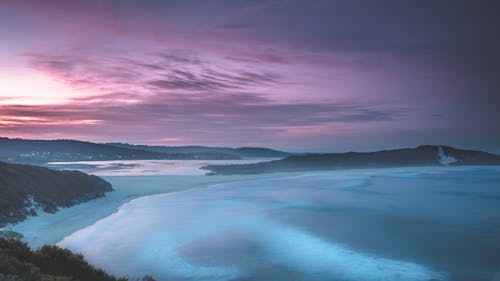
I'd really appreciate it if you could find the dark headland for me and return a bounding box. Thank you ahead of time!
[0,161,112,227]
[0,137,241,163]
[106,143,291,159]
[201,145,500,175]
[0,137,291,164]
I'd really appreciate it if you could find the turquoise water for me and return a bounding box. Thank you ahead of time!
[59,167,500,281]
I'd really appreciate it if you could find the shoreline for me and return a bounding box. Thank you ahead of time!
[6,165,498,249]
[4,159,276,248]
[6,175,235,248]
[55,165,500,281]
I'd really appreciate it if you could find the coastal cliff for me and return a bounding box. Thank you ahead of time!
[0,161,112,227]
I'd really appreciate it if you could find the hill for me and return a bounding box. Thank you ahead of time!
[201,145,500,175]
[0,238,155,281]
[106,143,291,159]
[0,137,240,164]
[0,161,113,227]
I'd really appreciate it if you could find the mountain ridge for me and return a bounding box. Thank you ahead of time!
[0,137,241,163]
[201,145,500,175]
[105,142,291,158]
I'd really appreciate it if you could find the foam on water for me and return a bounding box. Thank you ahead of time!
[136,234,243,281]
[58,173,453,281]
[59,195,247,280]
[27,163,499,281]
[249,220,447,281]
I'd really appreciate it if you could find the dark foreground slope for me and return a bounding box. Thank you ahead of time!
[0,238,155,281]
[106,143,291,159]
[0,161,112,227]
[202,145,500,175]
[0,137,240,164]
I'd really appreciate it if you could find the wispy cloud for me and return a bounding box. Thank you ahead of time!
[3,46,406,148]
[23,50,280,93]
[0,90,401,144]
[2,0,499,151]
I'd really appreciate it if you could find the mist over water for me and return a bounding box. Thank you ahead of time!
[59,166,500,281]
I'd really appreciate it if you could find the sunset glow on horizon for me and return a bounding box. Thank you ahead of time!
[1,1,499,152]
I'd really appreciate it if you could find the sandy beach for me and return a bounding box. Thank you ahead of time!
[7,159,272,248]
[7,163,493,249]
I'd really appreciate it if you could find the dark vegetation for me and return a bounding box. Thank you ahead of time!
[0,238,156,281]
[0,161,112,227]
[202,145,500,175]
[106,143,291,158]
[0,137,240,164]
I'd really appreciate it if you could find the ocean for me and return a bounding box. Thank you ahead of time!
[51,164,500,281]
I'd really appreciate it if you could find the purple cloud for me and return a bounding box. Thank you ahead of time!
[0,0,498,152]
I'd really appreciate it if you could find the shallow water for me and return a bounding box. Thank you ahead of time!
[47,159,272,176]
[59,167,500,281]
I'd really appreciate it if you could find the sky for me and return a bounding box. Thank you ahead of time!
[0,0,499,153]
